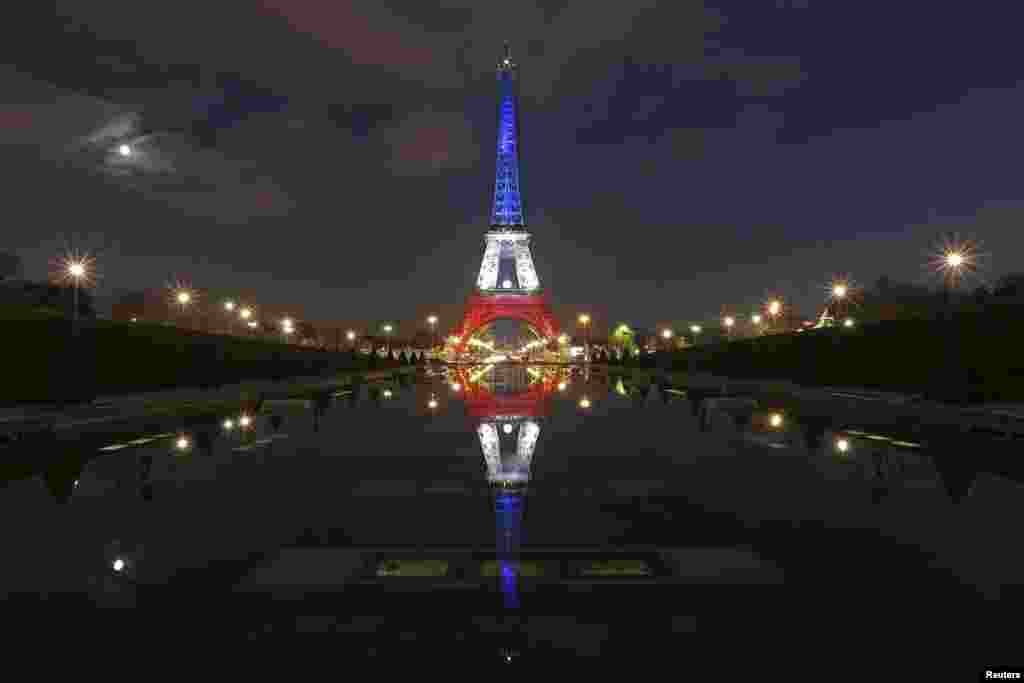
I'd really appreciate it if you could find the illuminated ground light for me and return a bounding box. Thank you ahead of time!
[383,389,393,399]
[579,397,592,409]
[175,436,190,450]
[769,413,783,428]
[223,418,234,430]
[112,558,126,573]
[503,423,513,434]
[558,382,567,391]
[451,382,462,392]
[239,415,252,428]
[836,438,851,453]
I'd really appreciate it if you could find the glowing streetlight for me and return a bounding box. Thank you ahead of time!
[428,395,438,410]
[117,144,131,157]
[239,307,252,319]
[832,283,847,299]
[112,558,126,573]
[579,397,592,409]
[836,438,850,454]
[662,329,673,339]
[223,419,234,430]
[503,423,513,435]
[239,414,251,428]
[175,436,190,451]
[751,314,762,325]
[557,381,567,391]
[383,389,393,399]
[843,318,855,328]
[176,290,191,306]
[224,300,235,312]
[451,382,462,392]
[383,324,394,354]
[769,413,783,428]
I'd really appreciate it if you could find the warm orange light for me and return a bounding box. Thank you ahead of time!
[578,313,590,325]
[176,291,191,305]
[768,300,781,316]
[769,413,783,428]
[579,397,591,409]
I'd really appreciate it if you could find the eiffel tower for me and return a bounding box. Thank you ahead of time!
[452,43,560,355]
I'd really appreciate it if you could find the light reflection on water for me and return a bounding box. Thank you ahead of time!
[3,364,1023,607]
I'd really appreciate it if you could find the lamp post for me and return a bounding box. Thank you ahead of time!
[751,314,762,336]
[383,324,393,355]
[427,315,438,355]
[661,328,673,351]
[347,330,356,352]
[175,290,191,328]
[239,307,252,336]
[942,250,965,311]
[723,316,735,341]
[281,317,294,343]
[768,300,781,332]
[67,261,87,329]
[578,313,591,362]
[224,300,236,334]
[690,324,702,345]
[830,283,847,321]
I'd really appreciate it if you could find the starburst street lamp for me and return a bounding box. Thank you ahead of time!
[930,234,982,312]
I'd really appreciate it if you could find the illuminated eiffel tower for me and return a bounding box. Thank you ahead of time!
[452,44,560,355]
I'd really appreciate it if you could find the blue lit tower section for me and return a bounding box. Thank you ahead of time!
[495,492,523,609]
[490,42,524,229]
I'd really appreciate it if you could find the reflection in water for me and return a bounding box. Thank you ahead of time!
[454,364,568,608]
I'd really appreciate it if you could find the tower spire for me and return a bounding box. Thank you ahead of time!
[490,41,524,228]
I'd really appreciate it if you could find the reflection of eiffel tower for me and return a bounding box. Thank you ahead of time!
[457,364,568,609]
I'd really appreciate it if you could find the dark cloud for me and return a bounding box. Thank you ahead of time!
[3,2,1023,331]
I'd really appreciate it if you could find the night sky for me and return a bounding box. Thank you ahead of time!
[3,2,1021,335]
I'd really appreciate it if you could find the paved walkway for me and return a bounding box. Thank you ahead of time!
[0,369,409,433]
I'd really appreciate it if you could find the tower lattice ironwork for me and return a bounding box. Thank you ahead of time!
[453,43,559,355]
